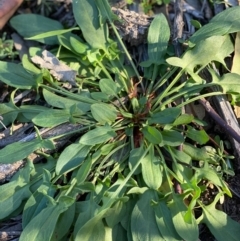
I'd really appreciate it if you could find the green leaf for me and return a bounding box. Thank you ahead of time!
[141,153,162,189]
[0,162,32,220]
[70,35,89,54]
[154,200,181,241]
[167,35,233,80]
[56,143,91,175]
[183,143,210,161]
[161,130,184,146]
[129,147,145,175]
[10,14,63,45]
[0,139,55,164]
[201,202,240,241]
[147,14,170,64]
[190,6,240,44]
[0,61,37,89]
[99,78,118,96]
[75,158,93,184]
[173,114,194,126]
[22,170,56,228]
[72,0,107,49]
[169,194,199,241]
[142,126,163,144]
[212,72,240,95]
[79,125,116,145]
[186,127,209,144]
[19,196,75,241]
[149,108,181,125]
[43,89,90,113]
[131,190,164,241]
[32,109,71,127]
[91,103,117,124]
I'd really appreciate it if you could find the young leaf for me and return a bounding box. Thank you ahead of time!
[148,108,181,125]
[19,196,75,241]
[10,14,63,45]
[201,202,240,241]
[142,126,163,144]
[72,0,107,49]
[91,103,117,124]
[79,125,116,145]
[147,14,170,64]
[56,143,91,175]
[169,194,199,241]
[186,127,209,144]
[131,190,164,241]
[141,153,162,189]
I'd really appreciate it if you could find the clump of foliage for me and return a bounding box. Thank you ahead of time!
[1,1,240,240]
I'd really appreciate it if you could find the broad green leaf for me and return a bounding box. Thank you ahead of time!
[22,170,56,228]
[169,194,199,241]
[190,6,240,44]
[131,190,164,241]
[173,114,194,126]
[43,89,90,113]
[212,72,240,95]
[79,125,116,145]
[52,202,76,241]
[105,200,126,227]
[194,163,224,188]
[0,162,33,220]
[147,14,170,64]
[0,139,55,164]
[72,0,107,49]
[167,35,233,80]
[0,61,37,89]
[161,130,184,146]
[142,126,163,144]
[99,78,118,96]
[56,143,91,175]
[91,103,117,124]
[0,102,19,126]
[186,127,209,144]
[154,201,181,241]
[10,14,63,45]
[19,196,75,241]
[91,92,110,101]
[201,202,240,241]
[112,223,128,241]
[32,109,71,127]
[183,143,210,161]
[141,153,162,189]
[149,108,181,125]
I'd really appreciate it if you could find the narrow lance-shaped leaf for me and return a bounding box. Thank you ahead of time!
[147,13,170,65]
[56,143,91,175]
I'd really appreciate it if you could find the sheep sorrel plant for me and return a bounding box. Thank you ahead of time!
[1,1,240,240]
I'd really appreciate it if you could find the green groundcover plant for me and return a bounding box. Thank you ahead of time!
[1,1,240,240]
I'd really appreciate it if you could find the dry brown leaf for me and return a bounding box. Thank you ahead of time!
[31,50,77,86]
